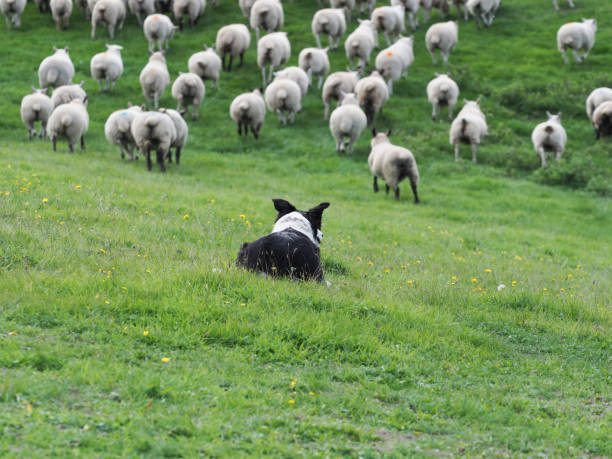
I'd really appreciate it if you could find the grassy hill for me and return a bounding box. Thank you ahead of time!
[1,0,611,456]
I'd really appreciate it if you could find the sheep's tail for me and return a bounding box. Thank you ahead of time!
[197,62,207,71]
[60,114,73,127]
[376,14,385,31]
[32,103,41,113]
[394,154,419,185]
[277,89,288,100]
[239,101,250,113]
[95,64,106,79]
[429,33,440,45]
[544,125,554,135]
[439,83,450,93]
[116,116,131,134]
[364,82,377,93]
[460,118,468,136]
[319,16,329,33]
[145,116,160,129]
[561,35,573,48]
[340,118,352,133]
[46,68,59,85]
[221,34,235,53]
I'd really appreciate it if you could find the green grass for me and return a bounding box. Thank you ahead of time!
[1,0,611,456]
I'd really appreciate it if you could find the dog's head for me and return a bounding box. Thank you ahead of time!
[272,199,330,245]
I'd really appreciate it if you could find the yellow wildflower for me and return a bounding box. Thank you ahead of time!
[161,357,170,363]
[143,330,149,336]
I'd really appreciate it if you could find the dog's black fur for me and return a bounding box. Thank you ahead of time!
[236,199,330,281]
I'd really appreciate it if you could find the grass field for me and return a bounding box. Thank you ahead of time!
[1,0,611,456]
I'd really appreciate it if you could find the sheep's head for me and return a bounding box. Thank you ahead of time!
[546,111,562,123]
[338,91,358,106]
[371,128,392,147]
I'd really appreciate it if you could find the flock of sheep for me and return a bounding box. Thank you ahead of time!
[10,0,612,200]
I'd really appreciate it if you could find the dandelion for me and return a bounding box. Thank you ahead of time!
[288,399,295,405]
[407,280,413,285]
[485,269,492,273]
[143,330,149,336]
[161,357,170,363]
[9,331,17,336]
[567,273,573,279]
[146,268,151,273]
[384,269,390,274]
[401,265,406,269]
[209,199,216,204]
[368,261,374,266]
[42,198,48,203]
[511,280,517,287]
[105,300,110,304]
[451,275,457,281]
[356,256,362,261]
[514,255,522,261]
[290,378,298,388]
[183,214,189,219]
[471,278,478,283]
[543,287,548,291]
[75,185,82,190]
[240,214,246,219]
[309,392,315,396]
[99,248,106,254]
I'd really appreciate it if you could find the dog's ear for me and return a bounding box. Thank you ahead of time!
[307,202,330,228]
[272,199,296,215]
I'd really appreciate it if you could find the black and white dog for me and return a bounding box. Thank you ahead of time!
[236,199,330,282]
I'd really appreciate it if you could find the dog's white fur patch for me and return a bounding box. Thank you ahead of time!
[272,211,322,247]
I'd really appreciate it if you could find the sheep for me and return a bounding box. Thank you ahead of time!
[312,8,346,49]
[426,73,459,120]
[273,67,309,97]
[21,87,54,140]
[453,0,469,20]
[449,98,488,163]
[354,70,389,125]
[425,20,458,64]
[38,47,75,89]
[1,0,26,29]
[298,47,330,90]
[239,0,257,18]
[420,0,450,22]
[330,0,355,23]
[139,51,170,109]
[188,46,222,89]
[466,0,500,29]
[128,0,155,26]
[249,0,284,41]
[375,36,414,95]
[51,82,88,108]
[159,108,188,164]
[172,0,206,29]
[586,87,612,121]
[90,44,124,91]
[215,24,251,72]
[552,0,574,11]
[557,19,597,64]
[368,129,420,202]
[47,99,90,153]
[264,78,302,125]
[391,0,419,31]
[143,14,178,53]
[356,0,375,15]
[322,71,359,121]
[34,0,50,13]
[230,89,266,139]
[592,101,612,139]
[329,92,367,154]
[531,112,567,168]
[257,32,290,86]
[371,5,405,47]
[50,0,73,30]
[91,0,126,39]
[104,104,143,160]
[130,110,176,171]
[344,19,377,72]
[171,72,205,120]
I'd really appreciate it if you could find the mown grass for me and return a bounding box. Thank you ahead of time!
[1,0,611,456]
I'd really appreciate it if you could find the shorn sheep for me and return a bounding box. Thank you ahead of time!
[188,46,222,88]
[90,44,124,91]
[273,67,310,97]
[21,87,54,140]
[322,70,359,120]
[586,87,612,121]
[368,129,420,203]
[371,4,405,47]
[171,72,205,120]
[355,70,389,125]
[592,101,612,139]
[466,0,500,29]
[312,8,347,49]
[104,104,143,160]
[426,72,459,120]
[298,47,330,90]
[143,14,178,52]
[139,51,170,109]
[50,0,73,30]
[531,112,567,168]
[47,99,90,153]
[344,19,377,72]
[230,89,266,139]
[249,0,284,41]
[38,47,75,89]
[91,0,126,39]
[130,110,176,171]
[1,0,26,29]
[215,24,251,72]
[329,92,367,154]
[449,98,488,163]
[375,36,414,95]
[257,31,291,86]
[264,78,302,125]
[557,19,597,64]
[425,20,458,64]
[51,81,88,108]
[552,0,574,11]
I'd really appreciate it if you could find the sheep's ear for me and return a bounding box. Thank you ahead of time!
[53,46,57,51]
[64,46,69,52]
[372,128,377,137]
[557,112,562,118]
[434,72,441,77]
[386,129,392,137]
[127,101,133,107]
[358,18,363,24]
[79,80,85,87]
[323,47,329,53]
[106,43,111,49]
[272,199,296,215]
[31,85,37,92]
[161,50,166,56]
[476,97,482,105]
[546,110,552,117]
[42,88,49,95]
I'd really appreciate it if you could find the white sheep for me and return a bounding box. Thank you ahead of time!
[51,82,88,108]
[375,36,414,94]
[368,129,420,202]
[420,0,450,22]
[329,92,367,154]
[426,72,459,120]
[38,47,75,89]
[298,47,330,90]
[453,0,469,20]
[371,5,405,47]
[344,19,377,72]
[557,19,597,64]
[215,24,251,72]
[330,0,355,23]
[357,0,375,15]
[130,110,177,171]
[1,0,26,29]
[586,87,612,121]
[159,108,188,164]
[239,0,256,18]
[172,0,206,29]
[21,87,54,140]
[425,20,458,64]
[128,0,155,25]
[230,89,266,139]
[312,8,346,49]
[104,104,143,160]
[322,70,359,119]
[249,0,284,41]
[257,31,290,86]
[47,99,90,153]
[355,70,389,125]
[188,46,222,89]
[171,72,205,120]
[391,0,419,31]
[592,101,612,139]
[449,98,488,162]
[531,112,567,168]
[90,44,124,91]
[91,0,126,39]
[139,51,170,109]
[273,67,310,97]
[143,14,178,53]
[552,0,574,11]
[466,0,500,29]
[50,0,73,30]
[264,78,302,125]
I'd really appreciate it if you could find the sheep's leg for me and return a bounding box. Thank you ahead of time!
[387,80,393,95]
[442,51,449,64]
[385,184,390,195]
[148,41,154,53]
[63,15,69,29]
[289,111,295,124]
[239,53,245,67]
[119,146,125,159]
[336,138,343,152]
[383,31,391,46]
[568,0,574,7]
[538,147,547,168]
[268,65,274,84]
[192,105,198,121]
[255,27,260,42]
[80,136,86,150]
[394,186,400,200]
[429,49,437,64]
[252,124,260,139]
[318,75,323,90]
[572,49,581,63]
[555,150,563,162]
[157,149,166,172]
[324,103,330,120]
[409,13,416,31]
[474,14,481,30]
[228,54,234,72]
[91,24,96,39]
[454,142,460,161]
[41,123,47,138]
[154,92,159,109]
[471,142,478,163]
[560,48,569,64]
[261,66,267,87]
[175,146,181,165]
[144,148,152,169]
[373,176,379,192]
[237,121,243,136]
[552,0,559,10]
[136,12,142,26]
[5,16,11,29]
[410,177,419,204]
[314,33,321,48]
[27,125,33,141]
[422,9,430,23]
[448,104,454,121]
[97,79,103,91]
[432,102,438,121]
[109,23,115,39]
[582,49,590,61]
[52,135,57,151]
